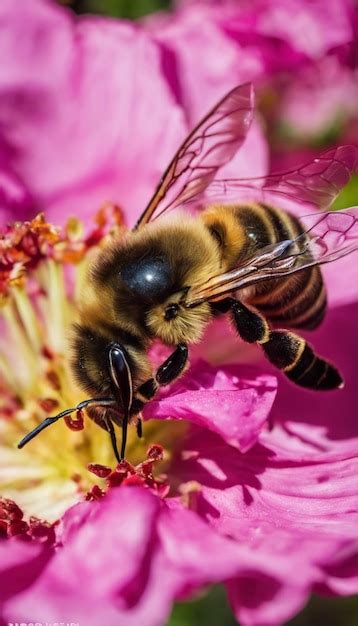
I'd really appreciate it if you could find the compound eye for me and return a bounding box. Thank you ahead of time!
[164,303,179,321]
[121,256,172,301]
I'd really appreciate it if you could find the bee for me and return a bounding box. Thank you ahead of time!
[18,83,358,462]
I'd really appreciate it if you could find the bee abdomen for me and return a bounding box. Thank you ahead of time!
[246,205,327,331]
[202,202,327,332]
[262,331,343,390]
[255,266,327,330]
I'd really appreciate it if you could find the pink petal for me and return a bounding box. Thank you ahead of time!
[176,0,354,59]
[280,56,358,138]
[3,486,289,626]
[255,0,354,58]
[270,302,358,448]
[172,419,358,625]
[0,539,52,607]
[144,361,277,452]
[0,160,34,225]
[145,7,269,179]
[0,0,186,226]
[169,300,358,624]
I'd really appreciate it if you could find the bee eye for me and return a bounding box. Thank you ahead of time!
[164,303,179,321]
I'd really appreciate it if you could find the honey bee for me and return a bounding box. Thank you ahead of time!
[18,83,358,462]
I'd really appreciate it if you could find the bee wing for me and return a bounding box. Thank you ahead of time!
[185,209,358,306]
[203,145,358,209]
[134,82,254,229]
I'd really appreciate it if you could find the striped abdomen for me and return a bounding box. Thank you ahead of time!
[203,203,326,331]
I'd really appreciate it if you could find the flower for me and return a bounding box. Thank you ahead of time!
[0,2,357,626]
[0,0,186,226]
[144,0,358,167]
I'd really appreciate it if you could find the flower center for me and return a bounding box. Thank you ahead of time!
[0,210,183,523]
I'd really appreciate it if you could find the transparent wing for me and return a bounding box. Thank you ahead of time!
[134,82,254,229]
[202,145,358,210]
[185,209,358,306]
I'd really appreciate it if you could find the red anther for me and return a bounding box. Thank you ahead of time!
[38,397,59,413]
[8,520,29,537]
[122,474,145,487]
[87,463,112,478]
[0,498,23,521]
[116,460,136,474]
[85,485,105,501]
[0,520,8,537]
[147,444,164,461]
[94,203,125,228]
[138,459,156,477]
[84,228,103,248]
[107,470,126,488]
[46,370,61,391]
[29,518,57,544]
[106,460,134,488]
[22,232,39,257]
[64,409,84,431]
[42,345,54,360]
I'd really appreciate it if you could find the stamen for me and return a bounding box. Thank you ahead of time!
[64,409,84,431]
[0,210,177,523]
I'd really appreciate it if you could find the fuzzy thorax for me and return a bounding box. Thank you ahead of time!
[79,212,222,349]
[146,299,212,345]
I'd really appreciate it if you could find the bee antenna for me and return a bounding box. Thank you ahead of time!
[17,397,115,450]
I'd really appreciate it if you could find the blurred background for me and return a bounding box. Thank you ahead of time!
[60,1,357,625]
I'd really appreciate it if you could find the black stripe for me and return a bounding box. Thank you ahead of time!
[207,221,227,250]
[287,353,342,390]
[249,206,305,302]
[264,271,325,326]
[260,270,312,314]
[292,298,327,330]
[259,204,291,242]
[283,278,325,327]
[284,342,315,381]
[235,206,273,259]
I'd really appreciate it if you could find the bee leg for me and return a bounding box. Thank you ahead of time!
[156,343,189,385]
[136,418,143,438]
[231,300,343,390]
[130,343,189,416]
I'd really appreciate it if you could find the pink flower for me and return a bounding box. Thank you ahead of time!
[145,0,357,166]
[4,486,296,626]
[175,0,354,59]
[0,2,357,626]
[0,0,186,226]
[0,161,34,225]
